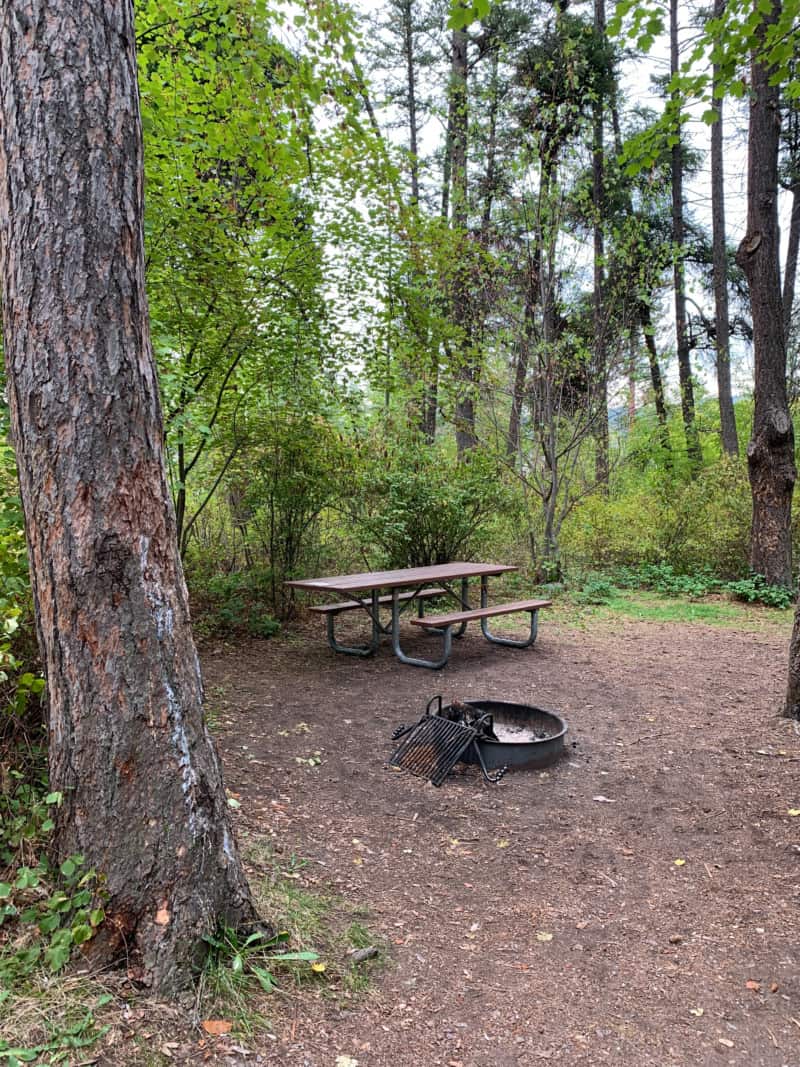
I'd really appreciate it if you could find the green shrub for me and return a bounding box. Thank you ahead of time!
[614,563,721,599]
[561,487,670,568]
[725,574,795,609]
[351,440,516,569]
[573,573,618,604]
[665,458,751,576]
[563,455,752,578]
[193,569,281,638]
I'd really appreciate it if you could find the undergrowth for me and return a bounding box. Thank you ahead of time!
[0,768,111,1067]
[198,837,382,1036]
[572,564,795,610]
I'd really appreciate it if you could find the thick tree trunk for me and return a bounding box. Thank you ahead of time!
[0,0,258,992]
[670,0,702,472]
[711,0,739,456]
[736,0,795,590]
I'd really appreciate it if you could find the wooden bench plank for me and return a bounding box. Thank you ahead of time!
[308,587,447,615]
[410,598,551,629]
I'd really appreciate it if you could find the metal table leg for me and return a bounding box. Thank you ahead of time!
[324,589,381,657]
[479,575,539,647]
[391,587,453,669]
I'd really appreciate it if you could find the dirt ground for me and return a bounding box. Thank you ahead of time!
[201,611,800,1067]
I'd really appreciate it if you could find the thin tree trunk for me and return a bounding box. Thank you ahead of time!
[736,0,795,594]
[508,282,535,460]
[593,0,609,486]
[670,0,702,471]
[639,301,672,459]
[711,0,739,456]
[401,0,420,206]
[627,332,637,426]
[481,52,500,233]
[783,183,800,340]
[449,26,477,455]
[0,0,258,992]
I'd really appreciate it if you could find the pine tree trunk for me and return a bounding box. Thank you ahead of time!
[450,27,477,456]
[639,301,672,461]
[711,0,739,457]
[401,0,420,207]
[593,0,609,487]
[0,0,259,992]
[783,183,800,341]
[670,0,702,472]
[737,0,795,589]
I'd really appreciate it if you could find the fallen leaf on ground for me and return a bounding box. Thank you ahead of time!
[496,838,511,848]
[592,795,615,803]
[673,859,686,867]
[311,961,326,973]
[201,1020,232,1036]
[745,980,761,991]
[536,931,554,942]
[718,1038,734,1048]
[335,1057,359,1067]
[788,809,800,817]
[689,1007,704,1017]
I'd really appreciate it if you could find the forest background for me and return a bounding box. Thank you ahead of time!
[2,0,798,651]
[0,0,799,1044]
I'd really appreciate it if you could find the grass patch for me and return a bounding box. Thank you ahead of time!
[0,974,114,1066]
[562,589,793,629]
[197,836,383,1036]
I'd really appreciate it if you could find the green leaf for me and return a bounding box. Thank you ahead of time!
[0,883,11,900]
[251,965,277,992]
[71,923,94,945]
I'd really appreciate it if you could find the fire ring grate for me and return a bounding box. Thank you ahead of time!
[388,695,568,786]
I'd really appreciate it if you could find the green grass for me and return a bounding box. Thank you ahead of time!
[561,589,794,629]
[198,837,383,1035]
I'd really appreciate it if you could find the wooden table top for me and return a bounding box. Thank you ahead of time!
[285,562,517,595]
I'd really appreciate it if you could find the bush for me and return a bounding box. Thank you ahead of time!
[561,487,670,569]
[192,569,281,638]
[351,441,516,569]
[562,455,752,578]
[613,563,721,599]
[665,458,751,576]
[725,574,795,609]
[187,411,355,619]
[572,573,618,604]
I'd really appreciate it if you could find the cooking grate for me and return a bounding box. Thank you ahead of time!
[388,714,478,787]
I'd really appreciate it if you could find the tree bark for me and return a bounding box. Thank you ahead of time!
[710,0,739,456]
[670,0,702,472]
[400,0,421,206]
[639,301,672,460]
[592,0,609,487]
[0,0,258,992]
[449,26,477,455]
[736,0,795,590]
[783,183,800,341]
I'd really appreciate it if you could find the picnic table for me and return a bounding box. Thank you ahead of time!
[285,562,551,669]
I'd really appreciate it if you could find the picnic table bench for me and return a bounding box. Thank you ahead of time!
[286,563,551,669]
